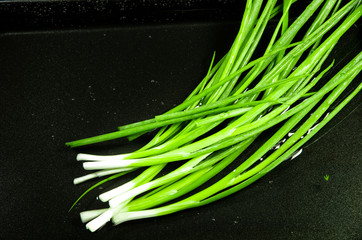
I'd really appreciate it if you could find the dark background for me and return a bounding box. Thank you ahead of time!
[0,1,361,240]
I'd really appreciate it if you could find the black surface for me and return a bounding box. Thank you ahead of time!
[1,2,362,240]
[0,0,243,32]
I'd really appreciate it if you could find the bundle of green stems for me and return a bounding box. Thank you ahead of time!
[66,0,362,232]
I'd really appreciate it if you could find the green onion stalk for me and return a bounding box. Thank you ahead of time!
[66,0,362,232]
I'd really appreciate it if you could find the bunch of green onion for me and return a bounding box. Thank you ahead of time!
[66,0,362,232]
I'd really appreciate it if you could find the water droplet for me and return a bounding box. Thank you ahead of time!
[281,106,290,115]
[324,112,330,119]
[291,149,303,160]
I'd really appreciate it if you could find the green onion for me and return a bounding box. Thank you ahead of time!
[66,0,362,232]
